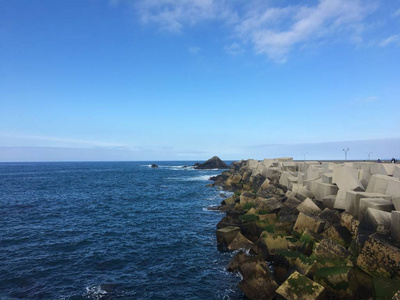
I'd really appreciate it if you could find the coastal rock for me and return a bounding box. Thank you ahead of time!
[194,156,229,169]
[151,164,158,168]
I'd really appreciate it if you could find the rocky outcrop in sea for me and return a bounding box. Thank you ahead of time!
[194,156,229,170]
[211,158,400,300]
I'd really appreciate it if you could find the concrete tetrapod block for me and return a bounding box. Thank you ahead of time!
[391,211,400,244]
[216,226,240,246]
[345,191,391,217]
[297,198,322,215]
[275,271,325,300]
[358,198,394,221]
[360,208,392,234]
[332,165,365,192]
[315,182,338,201]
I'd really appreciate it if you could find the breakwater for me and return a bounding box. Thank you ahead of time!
[211,158,400,299]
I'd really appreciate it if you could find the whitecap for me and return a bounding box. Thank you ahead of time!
[84,285,108,299]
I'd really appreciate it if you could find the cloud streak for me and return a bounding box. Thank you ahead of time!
[130,0,377,61]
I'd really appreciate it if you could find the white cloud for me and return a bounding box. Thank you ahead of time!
[224,42,244,55]
[379,34,400,47]
[128,0,376,61]
[188,46,201,54]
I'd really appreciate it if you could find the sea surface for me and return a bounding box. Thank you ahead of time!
[0,161,243,299]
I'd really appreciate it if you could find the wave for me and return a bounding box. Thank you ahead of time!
[84,285,108,299]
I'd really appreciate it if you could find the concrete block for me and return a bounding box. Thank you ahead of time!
[263,167,279,179]
[216,226,240,246]
[322,173,333,184]
[357,233,400,278]
[299,161,320,173]
[278,162,297,172]
[332,165,365,192]
[322,195,336,209]
[333,190,348,210]
[293,212,325,234]
[345,191,391,217]
[366,174,399,195]
[305,165,323,181]
[315,182,338,201]
[360,208,391,234]
[321,162,337,172]
[276,271,325,300]
[275,157,293,162]
[296,186,314,201]
[393,166,400,179]
[358,198,394,220]
[279,171,294,187]
[391,211,400,244]
[297,198,322,215]
[306,178,322,198]
[382,163,396,176]
[386,179,400,200]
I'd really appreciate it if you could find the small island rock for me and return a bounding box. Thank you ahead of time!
[194,156,229,169]
[151,164,158,168]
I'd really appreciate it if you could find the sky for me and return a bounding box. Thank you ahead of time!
[0,0,399,161]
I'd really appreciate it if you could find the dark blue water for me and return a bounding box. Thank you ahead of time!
[0,162,242,299]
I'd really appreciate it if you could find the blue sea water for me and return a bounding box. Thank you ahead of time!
[0,161,243,299]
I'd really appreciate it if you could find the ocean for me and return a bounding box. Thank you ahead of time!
[0,161,243,299]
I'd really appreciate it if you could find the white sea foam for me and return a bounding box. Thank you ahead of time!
[85,285,108,299]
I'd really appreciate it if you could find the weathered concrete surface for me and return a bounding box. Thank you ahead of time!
[332,165,365,192]
[216,226,240,246]
[228,232,254,251]
[392,211,400,244]
[360,208,391,234]
[315,182,338,201]
[297,198,322,215]
[314,266,358,299]
[333,190,348,210]
[356,233,400,278]
[345,191,391,217]
[293,212,325,234]
[275,271,325,300]
[358,197,394,220]
[366,174,399,195]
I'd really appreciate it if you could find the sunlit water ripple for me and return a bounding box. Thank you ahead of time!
[0,162,243,299]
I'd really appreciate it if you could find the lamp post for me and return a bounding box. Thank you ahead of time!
[343,148,350,161]
[366,152,372,161]
[301,152,307,161]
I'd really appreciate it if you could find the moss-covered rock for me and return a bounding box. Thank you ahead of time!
[293,212,325,235]
[228,232,254,251]
[373,277,400,300]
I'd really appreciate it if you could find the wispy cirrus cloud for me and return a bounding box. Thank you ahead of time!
[123,0,378,62]
[379,34,400,47]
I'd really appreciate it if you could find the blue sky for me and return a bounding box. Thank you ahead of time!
[0,0,399,161]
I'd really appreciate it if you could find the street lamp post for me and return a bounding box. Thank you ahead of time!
[343,148,350,161]
[366,152,372,160]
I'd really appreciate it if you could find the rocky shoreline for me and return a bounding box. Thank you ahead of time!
[210,157,400,300]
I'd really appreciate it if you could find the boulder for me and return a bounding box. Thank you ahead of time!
[275,271,325,300]
[194,156,229,169]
